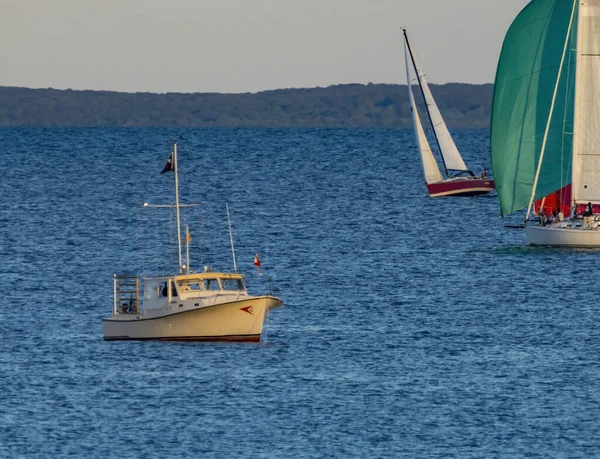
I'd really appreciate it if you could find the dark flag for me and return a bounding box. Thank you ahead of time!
[160,153,174,175]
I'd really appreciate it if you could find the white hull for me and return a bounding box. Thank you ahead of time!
[525,223,600,247]
[103,295,282,341]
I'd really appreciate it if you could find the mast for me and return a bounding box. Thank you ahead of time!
[404,37,443,184]
[571,0,583,217]
[402,28,449,178]
[173,141,183,273]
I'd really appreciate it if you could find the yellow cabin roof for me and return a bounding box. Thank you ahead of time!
[173,272,244,282]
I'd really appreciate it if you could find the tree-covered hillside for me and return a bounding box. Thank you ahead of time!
[0,83,493,128]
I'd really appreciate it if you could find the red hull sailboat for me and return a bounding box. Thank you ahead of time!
[426,177,495,198]
[403,29,494,198]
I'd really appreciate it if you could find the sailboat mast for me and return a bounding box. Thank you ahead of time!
[402,28,449,178]
[571,0,583,218]
[173,141,183,272]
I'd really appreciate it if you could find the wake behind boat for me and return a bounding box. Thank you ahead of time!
[102,142,282,341]
[492,0,600,247]
[402,29,494,198]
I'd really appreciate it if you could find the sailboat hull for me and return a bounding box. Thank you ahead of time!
[426,178,495,198]
[526,224,600,247]
[102,295,282,342]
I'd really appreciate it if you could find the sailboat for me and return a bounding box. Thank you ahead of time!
[491,0,600,246]
[102,141,282,341]
[402,29,495,198]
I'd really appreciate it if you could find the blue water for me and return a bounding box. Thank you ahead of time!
[1,127,600,458]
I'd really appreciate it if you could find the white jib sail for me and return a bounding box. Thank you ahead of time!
[572,0,600,205]
[410,45,469,172]
[405,40,443,184]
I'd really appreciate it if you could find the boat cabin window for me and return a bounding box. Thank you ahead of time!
[145,279,165,301]
[179,282,203,292]
[171,281,178,297]
[205,279,220,291]
[221,279,244,291]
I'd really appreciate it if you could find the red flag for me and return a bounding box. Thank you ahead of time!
[254,253,261,269]
[160,152,173,175]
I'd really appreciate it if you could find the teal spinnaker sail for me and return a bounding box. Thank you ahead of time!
[491,0,577,217]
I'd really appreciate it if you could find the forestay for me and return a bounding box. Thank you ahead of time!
[491,0,577,217]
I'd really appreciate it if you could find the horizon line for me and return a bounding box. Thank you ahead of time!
[0,81,495,97]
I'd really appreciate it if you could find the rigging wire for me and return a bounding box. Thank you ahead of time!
[560,23,576,214]
[169,205,174,271]
[139,205,145,275]
[153,206,159,272]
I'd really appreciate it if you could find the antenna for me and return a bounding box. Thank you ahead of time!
[185,225,191,274]
[226,202,237,272]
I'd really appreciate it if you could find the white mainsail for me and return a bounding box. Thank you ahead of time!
[572,0,600,205]
[404,39,443,184]
[409,42,469,172]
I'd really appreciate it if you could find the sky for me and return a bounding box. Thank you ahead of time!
[0,0,529,94]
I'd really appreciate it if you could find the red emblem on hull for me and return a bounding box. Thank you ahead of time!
[240,305,254,315]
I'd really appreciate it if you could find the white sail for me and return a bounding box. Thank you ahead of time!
[572,0,600,204]
[404,39,443,184]
[410,44,469,172]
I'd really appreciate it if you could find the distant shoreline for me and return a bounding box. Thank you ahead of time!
[0,83,492,128]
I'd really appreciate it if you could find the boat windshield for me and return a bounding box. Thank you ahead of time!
[183,282,203,291]
[176,276,245,293]
[205,279,221,291]
[221,279,244,291]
